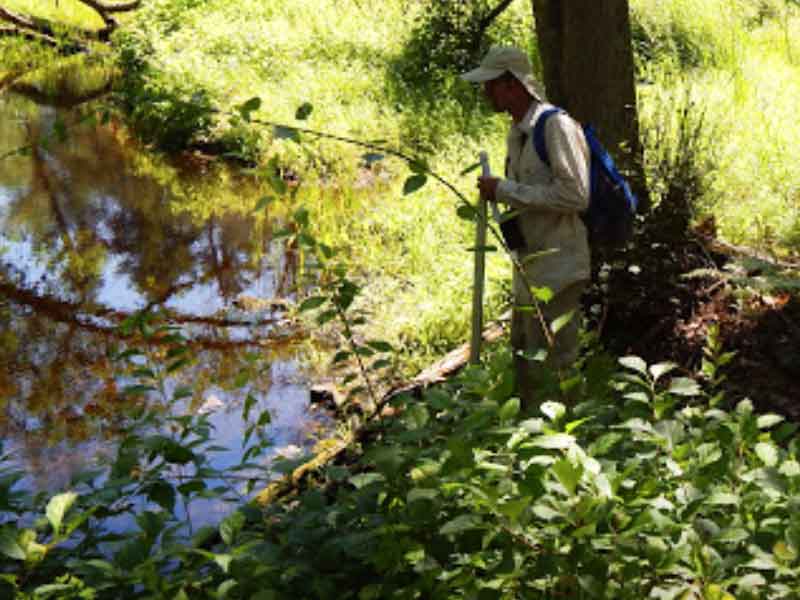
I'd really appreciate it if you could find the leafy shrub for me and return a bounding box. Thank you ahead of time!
[112,32,215,152]
[4,319,800,599]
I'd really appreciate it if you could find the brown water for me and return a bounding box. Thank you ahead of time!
[0,93,329,521]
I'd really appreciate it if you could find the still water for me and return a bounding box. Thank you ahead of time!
[0,93,330,525]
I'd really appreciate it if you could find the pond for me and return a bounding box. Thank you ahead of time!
[0,92,332,528]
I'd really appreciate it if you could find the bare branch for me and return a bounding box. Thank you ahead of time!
[478,0,516,33]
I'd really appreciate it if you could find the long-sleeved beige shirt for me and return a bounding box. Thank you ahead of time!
[496,102,591,295]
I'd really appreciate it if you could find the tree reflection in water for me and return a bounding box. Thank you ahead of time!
[0,93,324,493]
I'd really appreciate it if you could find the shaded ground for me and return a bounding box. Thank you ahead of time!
[590,225,800,419]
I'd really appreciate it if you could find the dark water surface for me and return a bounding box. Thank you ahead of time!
[0,93,330,525]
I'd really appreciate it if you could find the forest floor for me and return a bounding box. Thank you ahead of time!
[593,227,800,419]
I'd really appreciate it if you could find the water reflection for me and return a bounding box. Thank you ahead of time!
[0,93,327,505]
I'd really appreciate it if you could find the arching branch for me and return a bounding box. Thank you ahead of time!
[477,0,516,37]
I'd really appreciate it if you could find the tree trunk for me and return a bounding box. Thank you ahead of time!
[531,0,648,209]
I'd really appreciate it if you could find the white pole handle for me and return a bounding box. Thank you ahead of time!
[479,151,501,222]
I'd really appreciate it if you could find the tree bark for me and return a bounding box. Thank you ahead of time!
[531,0,648,209]
[0,0,141,45]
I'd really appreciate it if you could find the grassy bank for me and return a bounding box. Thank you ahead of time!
[2,0,798,369]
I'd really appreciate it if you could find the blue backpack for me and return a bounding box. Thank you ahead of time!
[532,107,638,248]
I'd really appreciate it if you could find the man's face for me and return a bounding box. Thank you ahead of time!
[483,76,511,112]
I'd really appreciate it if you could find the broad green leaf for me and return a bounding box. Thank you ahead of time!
[649,362,677,381]
[532,433,575,450]
[237,96,261,120]
[299,296,327,311]
[273,125,300,142]
[619,355,648,375]
[707,492,739,505]
[439,515,482,535]
[757,414,784,429]
[755,442,779,467]
[550,310,575,335]
[668,377,701,396]
[499,397,520,421]
[531,286,553,303]
[46,492,77,535]
[403,174,427,195]
[220,510,246,545]
[295,102,313,120]
[456,204,477,222]
[779,460,800,477]
[737,573,766,590]
[589,432,623,456]
[0,529,25,561]
[214,553,233,573]
[349,473,385,489]
[366,340,393,352]
[362,152,385,166]
[540,401,565,422]
[552,458,582,495]
[253,196,273,212]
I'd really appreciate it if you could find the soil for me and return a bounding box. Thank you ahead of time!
[588,223,800,419]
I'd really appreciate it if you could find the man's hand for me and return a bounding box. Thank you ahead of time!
[477,176,500,202]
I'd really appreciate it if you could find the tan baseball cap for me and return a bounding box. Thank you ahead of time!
[461,46,545,101]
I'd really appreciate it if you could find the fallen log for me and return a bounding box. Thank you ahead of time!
[254,312,510,506]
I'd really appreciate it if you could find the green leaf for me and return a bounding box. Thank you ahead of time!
[273,125,300,142]
[403,174,427,195]
[755,442,779,467]
[46,492,77,535]
[619,356,648,375]
[362,152,385,166]
[540,401,565,422]
[146,480,176,513]
[532,433,575,450]
[499,397,520,421]
[253,196,273,212]
[532,286,553,303]
[550,310,575,334]
[649,362,678,381]
[366,340,393,352]
[737,573,766,591]
[295,102,313,120]
[552,458,582,495]
[456,204,477,222]
[0,529,25,561]
[439,515,482,535]
[214,553,233,573]
[237,96,261,121]
[349,473,385,489]
[299,296,327,311]
[757,414,785,429]
[243,394,257,423]
[220,510,246,545]
[668,377,701,396]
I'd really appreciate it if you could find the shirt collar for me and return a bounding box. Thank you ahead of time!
[512,101,540,136]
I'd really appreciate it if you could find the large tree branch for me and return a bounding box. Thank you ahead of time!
[77,0,142,14]
[0,6,55,36]
[478,0,516,35]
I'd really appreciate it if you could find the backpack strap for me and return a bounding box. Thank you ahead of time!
[531,107,563,167]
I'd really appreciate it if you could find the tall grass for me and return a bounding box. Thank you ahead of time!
[632,0,800,255]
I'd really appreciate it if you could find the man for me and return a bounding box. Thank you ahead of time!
[461,46,590,408]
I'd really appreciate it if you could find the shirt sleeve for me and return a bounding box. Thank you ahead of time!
[495,114,590,214]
